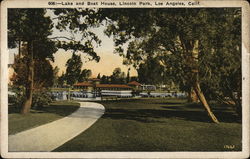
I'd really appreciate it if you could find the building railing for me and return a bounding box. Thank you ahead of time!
[51,90,186,100]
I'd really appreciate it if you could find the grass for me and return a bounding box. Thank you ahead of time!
[54,98,242,152]
[8,101,79,135]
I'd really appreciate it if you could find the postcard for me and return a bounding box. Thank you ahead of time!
[1,0,249,158]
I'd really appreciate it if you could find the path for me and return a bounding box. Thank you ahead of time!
[8,102,105,152]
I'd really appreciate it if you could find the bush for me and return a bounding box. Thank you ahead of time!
[32,91,52,109]
[8,88,25,112]
[9,90,25,106]
[8,94,16,104]
[8,88,52,110]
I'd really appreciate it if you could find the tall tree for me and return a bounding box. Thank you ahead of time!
[8,8,102,114]
[111,67,126,84]
[79,69,92,82]
[11,56,54,89]
[198,9,242,117]
[65,53,82,85]
[58,72,66,87]
[100,8,241,123]
[126,68,130,83]
[52,66,60,87]
[137,56,166,85]
[97,73,101,79]
[100,75,108,84]
[8,9,57,114]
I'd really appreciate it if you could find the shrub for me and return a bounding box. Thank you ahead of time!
[8,87,53,111]
[8,88,25,112]
[9,90,25,106]
[8,94,16,104]
[32,91,52,109]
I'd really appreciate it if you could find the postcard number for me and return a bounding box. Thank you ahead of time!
[224,145,235,149]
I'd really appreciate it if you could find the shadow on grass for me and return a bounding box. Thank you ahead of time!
[9,104,79,117]
[102,102,241,124]
[153,102,187,105]
[41,105,79,116]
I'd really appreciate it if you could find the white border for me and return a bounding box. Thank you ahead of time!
[1,0,249,158]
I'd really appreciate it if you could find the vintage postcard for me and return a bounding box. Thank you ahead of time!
[1,0,249,158]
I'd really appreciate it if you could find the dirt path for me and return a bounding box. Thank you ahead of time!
[8,102,105,152]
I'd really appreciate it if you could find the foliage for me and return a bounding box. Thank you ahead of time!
[79,69,92,82]
[110,67,126,84]
[58,72,66,87]
[100,8,241,116]
[52,66,60,87]
[100,75,109,84]
[8,87,26,109]
[8,8,103,113]
[64,53,93,84]
[197,9,241,115]
[130,76,139,82]
[8,9,57,60]
[65,53,83,85]
[99,68,129,84]
[51,8,102,62]
[11,56,55,89]
[97,73,101,79]
[8,87,52,109]
[8,9,58,113]
[137,56,168,85]
[32,91,53,109]
[126,68,130,83]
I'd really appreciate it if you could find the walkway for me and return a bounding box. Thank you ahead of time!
[8,102,105,152]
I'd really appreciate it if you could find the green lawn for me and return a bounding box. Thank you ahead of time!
[54,98,242,151]
[8,101,79,135]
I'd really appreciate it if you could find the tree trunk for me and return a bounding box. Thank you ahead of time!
[18,40,21,58]
[21,41,34,114]
[188,87,199,102]
[193,82,219,123]
[191,40,219,123]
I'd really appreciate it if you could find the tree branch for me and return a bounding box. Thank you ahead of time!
[48,36,75,41]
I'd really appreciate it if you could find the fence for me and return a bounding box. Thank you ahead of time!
[51,90,186,100]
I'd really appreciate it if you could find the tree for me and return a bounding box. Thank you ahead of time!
[8,8,102,114]
[58,72,66,87]
[8,9,57,114]
[137,56,167,85]
[100,8,241,123]
[126,68,130,83]
[198,9,242,117]
[52,66,60,87]
[110,67,126,84]
[97,73,101,79]
[65,53,82,85]
[130,76,139,82]
[100,75,108,84]
[79,69,92,82]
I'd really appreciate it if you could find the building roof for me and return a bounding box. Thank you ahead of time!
[74,82,132,89]
[96,84,132,89]
[74,82,92,87]
[127,81,141,86]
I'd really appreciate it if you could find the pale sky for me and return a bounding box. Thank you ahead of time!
[50,25,137,77]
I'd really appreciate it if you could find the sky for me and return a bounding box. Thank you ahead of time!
[9,9,138,78]
[50,26,137,77]
[47,9,137,77]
